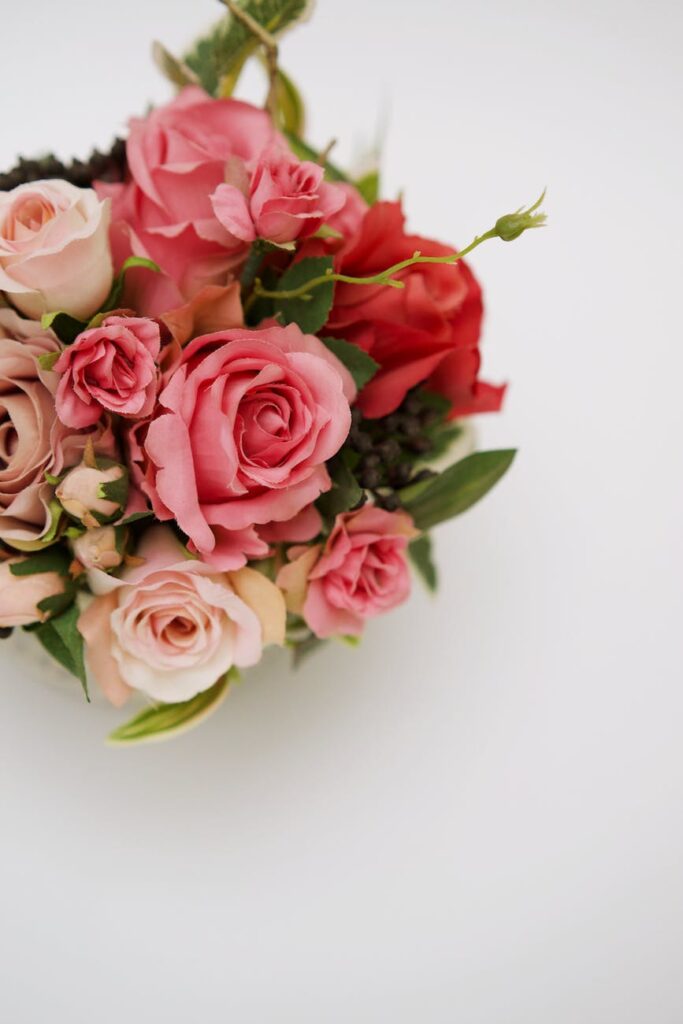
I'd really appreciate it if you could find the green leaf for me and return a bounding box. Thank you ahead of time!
[272,64,305,135]
[152,40,199,88]
[100,256,160,316]
[41,311,87,345]
[321,337,379,391]
[184,0,314,97]
[107,674,233,745]
[9,546,71,577]
[408,535,438,592]
[402,450,517,531]
[274,255,335,334]
[356,169,380,205]
[283,131,350,182]
[34,603,88,701]
[315,454,362,519]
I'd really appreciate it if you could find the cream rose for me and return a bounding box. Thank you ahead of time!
[0,180,113,319]
[78,527,286,706]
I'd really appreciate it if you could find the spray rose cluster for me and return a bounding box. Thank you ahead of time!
[0,3,543,742]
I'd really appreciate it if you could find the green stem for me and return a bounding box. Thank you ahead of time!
[250,228,498,305]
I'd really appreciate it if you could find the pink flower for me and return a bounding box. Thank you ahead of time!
[278,506,417,638]
[0,180,112,319]
[0,309,116,549]
[78,527,286,706]
[54,316,160,428]
[211,145,345,245]
[136,323,355,567]
[98,87,279,315]
[0,558,66,628]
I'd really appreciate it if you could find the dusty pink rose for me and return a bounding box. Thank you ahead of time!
[0,181,112,319]
[211,144,345,245]
[278,506,417,638]
[54,316,160,428]
[79,527,286,706]
[0,558,66,628]
[98,87,279,315]
[136,323,355,568]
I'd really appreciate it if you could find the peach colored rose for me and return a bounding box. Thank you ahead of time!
[71,526,123,572]
[0,558,65,628]
[56,460,127,528]
[79,527,285,706]
[135,323,355,568]
[0,180,112,319]
[211,144,345,245]
[98,87,279,315]
[54,316,160,428]
[278,506,417,637]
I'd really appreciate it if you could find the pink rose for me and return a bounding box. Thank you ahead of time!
[0,558,66,628]
[136,323,355,567]
[211,145,345,245]
[54,316,160,428]
[71,526,123,572]
[56,459,128,528]
[98,87,279,315]
[0,180,112,319]
[78,527,286,706]
[278,506,417,638]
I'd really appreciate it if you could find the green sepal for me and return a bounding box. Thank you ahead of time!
[274,255,335,334]
[41,311,87,345]
[38,350,60,372]
[271,64,306,135]
[321,336,379,391]
[401,450,517,530]
[315,453,363,520]
[98,468,129,511]
[36,583,76,621]
[9,545,71,577]
[118,510,154,527]
[408,534,438,592]
[152,40,199,89]
[356,169,380,205]
[107,671,236,746]
[33,603,89,701]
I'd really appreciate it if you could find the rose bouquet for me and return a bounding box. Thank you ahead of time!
[0,0,545,743]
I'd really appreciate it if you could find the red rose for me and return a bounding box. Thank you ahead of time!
[324,201,505,419]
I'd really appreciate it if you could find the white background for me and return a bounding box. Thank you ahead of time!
[1,1,682,1020]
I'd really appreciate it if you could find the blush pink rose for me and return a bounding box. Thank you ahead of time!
[98,87,279,315]
[278,506,417,638]
[136,323,355,567]
[54,316,160,428]
[78,527,286,706]
[0,181,112,319]
[210,145,345,245]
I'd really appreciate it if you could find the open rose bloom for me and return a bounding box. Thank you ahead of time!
[0,6,541,742]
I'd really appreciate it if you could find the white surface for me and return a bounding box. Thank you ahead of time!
[1,1,682,1020]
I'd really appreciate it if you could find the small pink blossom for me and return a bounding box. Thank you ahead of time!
[278,506,417,638]
[55,316,160,428]
[211,145,345,246]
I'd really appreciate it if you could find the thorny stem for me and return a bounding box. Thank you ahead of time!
[221,0,280,118]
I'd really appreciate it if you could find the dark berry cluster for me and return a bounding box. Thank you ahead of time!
[347,390,446,509]
[0,138,127,192]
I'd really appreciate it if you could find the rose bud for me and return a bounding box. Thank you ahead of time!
[0,180,113,320]
[494,190,547,241]
[71,526,124,572]
[0,558,66,628]
[56,460,128,529]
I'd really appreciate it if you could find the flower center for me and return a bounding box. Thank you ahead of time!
[3,194,57,242]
